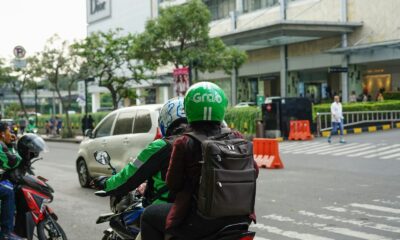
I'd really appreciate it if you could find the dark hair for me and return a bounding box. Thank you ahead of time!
[0,121,9,132]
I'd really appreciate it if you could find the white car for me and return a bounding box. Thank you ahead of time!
[76,104,163,187]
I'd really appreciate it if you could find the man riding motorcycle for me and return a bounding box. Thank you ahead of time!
[92,97,187,206]
[26,118,36,134]
[140,82,259,240]
[0,122,22,240]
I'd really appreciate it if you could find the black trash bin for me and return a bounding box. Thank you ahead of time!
[262,97,313,138]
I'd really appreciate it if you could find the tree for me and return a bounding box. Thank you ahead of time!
[0,57,39,119]
[34,35,83,138]
[72,30,145,109]
[133,0,247,78]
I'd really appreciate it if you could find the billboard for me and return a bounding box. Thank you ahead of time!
[87,0,111,23]
[173,67,189,97]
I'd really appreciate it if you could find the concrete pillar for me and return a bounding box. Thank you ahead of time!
[136,89,141,105]
[280,46,288,97]
[91,92,101,113]
[231,68,238,106]
[161,86,169,103]
[340,0,349,103]
[236,0,243,13]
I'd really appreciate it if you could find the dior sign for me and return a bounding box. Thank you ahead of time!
[87,0,111,23]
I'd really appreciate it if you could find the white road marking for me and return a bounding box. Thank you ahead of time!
[261,214,393,240]
[380,152,400,159]
[298,210,400,233]
[331,144,374,156]
[373,199,400,206]
[350,203,400,214]
[254,237,271,240]
[324,206,400,223]
[362,145,400,158]
[317,143,364,155]
[293,143,345,154]
[252,223,334,240]
[280,142,323,152]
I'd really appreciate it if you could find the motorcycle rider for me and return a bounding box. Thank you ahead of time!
[140,82,258,240]
[0,122,22,240]
[26,118,36,134]
[92,97,187,206]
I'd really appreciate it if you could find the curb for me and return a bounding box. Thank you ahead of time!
[321,122,400,137]
[42,137,82,144]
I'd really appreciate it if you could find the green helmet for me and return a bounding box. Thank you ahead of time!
[184,81,228,123]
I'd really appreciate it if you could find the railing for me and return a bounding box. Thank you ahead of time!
[316,110,400,136]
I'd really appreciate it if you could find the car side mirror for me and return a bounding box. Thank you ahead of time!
[85,129,93,138]
[94,151,111,165]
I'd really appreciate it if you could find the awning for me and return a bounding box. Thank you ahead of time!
[326,39,400,54]
[219,20,362,51]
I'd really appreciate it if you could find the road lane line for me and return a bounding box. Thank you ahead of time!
[280,142,323,152]
[364,146,400,158]
[331,144,374,156]
[254,237,271,240]
[251,223,334,240]
[350,203,400,214]
[261,214,392,240]
[294,143,347,154]
[324,206,400,223]
[380,152,400,160]
[298,210,400,233]
[316,143,364,155]
[373,199,400,206]
[350,145,397,158]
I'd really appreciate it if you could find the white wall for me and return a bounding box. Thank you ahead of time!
[87,0,151,35]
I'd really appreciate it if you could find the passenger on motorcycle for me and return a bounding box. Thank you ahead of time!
[140,82,259,240]
[0,122,22,240]
[92,97,187,206]
[26,118,36,134]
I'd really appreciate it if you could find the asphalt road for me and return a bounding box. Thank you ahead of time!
[35,129,400,240]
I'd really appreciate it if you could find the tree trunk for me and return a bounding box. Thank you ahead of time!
[55,89,74,138]
[107,84,119,110]
[16,91,29,119]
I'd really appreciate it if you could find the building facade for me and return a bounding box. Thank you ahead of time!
[156,0,400,105]
[86,0,173,111]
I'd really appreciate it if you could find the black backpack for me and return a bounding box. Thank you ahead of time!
[186,130,257,218]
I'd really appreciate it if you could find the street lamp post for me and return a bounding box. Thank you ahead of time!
[34,83,44,126]
[84,77,95,132]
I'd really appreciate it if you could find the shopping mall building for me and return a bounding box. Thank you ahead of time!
[87,0,400,108]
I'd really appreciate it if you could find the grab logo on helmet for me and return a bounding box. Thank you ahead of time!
[192,92,223,103]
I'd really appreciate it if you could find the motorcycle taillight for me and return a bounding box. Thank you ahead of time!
[239,236,254,240]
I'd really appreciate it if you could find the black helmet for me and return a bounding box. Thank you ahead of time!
[0,121,9,133]
[17,134,48,160]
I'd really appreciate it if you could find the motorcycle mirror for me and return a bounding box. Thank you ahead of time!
[94,151,110,165]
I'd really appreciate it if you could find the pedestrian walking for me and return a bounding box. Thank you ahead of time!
[81,115,88,136]
[56,116,62,135]
[328,95,346,144]
[18,117,27,134]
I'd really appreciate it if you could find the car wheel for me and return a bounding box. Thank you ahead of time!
[77,159,91,188]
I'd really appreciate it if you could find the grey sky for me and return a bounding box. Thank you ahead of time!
[0,0,86,59]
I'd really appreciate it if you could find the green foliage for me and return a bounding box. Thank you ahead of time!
[313,100,400,113]
[72,30,144,109]
[225,107,261,134]
[224,101,400,135]
[4,103,22,119]
[383,92,400,100]
[133,0,247,75]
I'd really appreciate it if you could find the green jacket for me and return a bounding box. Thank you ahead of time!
[0,142,21,170]
[105,138,174,205]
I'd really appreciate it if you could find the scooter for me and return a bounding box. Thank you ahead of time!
[93,151,256,240]
[1,137,67,240]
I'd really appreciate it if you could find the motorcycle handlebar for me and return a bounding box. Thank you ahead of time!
[94,190,109,197]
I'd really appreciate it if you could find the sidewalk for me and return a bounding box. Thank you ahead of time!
[40,134,84,144]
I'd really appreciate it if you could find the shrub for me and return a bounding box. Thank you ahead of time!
[225,107,261,134]
[383,92,400,100]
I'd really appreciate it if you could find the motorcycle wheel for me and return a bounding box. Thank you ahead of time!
[37,216,67,240]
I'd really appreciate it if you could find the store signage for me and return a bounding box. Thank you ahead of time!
[328,67,348,73]
[87,0,111,23]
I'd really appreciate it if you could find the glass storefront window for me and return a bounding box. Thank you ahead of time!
[204,0,236,21]
[243,0,279,13]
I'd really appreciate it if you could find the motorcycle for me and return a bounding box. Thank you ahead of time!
[93,151,256,240]
[0,134,67,240]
